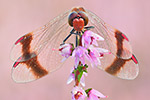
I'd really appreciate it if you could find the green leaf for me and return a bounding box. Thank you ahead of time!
[85,88,92,97]
[77,71,83,82]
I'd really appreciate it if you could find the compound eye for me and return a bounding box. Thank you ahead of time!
[68,11,78,27]
[78,11,88,26]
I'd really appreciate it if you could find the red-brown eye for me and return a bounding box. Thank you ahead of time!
[78,11,88,26]
[68,11,78,27]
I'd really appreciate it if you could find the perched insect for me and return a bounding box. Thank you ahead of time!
[10,7,139,83]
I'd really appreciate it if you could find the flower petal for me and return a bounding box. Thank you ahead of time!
[59,43,73,58]
[88,95,99,100]
[72,86,87,100]
[90,89,107,98]
[80,74,85,87]
[67,73,75,84]
[96,48,109,53]
[92,39,98,46]
[91,32,104,41]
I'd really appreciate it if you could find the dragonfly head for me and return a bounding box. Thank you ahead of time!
[68,7,88,31]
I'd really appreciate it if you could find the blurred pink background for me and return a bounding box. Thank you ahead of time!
[0,0,149,100]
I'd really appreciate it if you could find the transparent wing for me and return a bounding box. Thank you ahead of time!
[10,11,70,62]
[11,10,76,83]
[86,10,132,59]
[86,10,139,79]
[99,53,139,80]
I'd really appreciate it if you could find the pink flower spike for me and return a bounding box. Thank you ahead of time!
[80,72,87,87]
[95,47,110,58]
[90,32,104,41]
[87,45,110,67]
[88,51,101,67]
[87,46,102,67]
[87,89,107,100]
[67,68,87,87]
[72,46,89,68]
[82,30,92,47]
[59,43,73,61]
[96,48,109,54]
[72,86,87,100]
[82,30,104,48]
[67,71,75,85]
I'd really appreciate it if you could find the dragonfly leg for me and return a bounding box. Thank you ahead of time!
[76,33,78,47]
[84,26,94,30]
[62,29,75,45]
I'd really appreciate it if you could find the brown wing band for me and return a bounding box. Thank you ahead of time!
[105,57,127,75]
[13,33,48,78]
[21,55,48,78]
[115,30,124,57]
[105,30,130,75]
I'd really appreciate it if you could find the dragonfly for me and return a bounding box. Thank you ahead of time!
[10,7,139,83]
